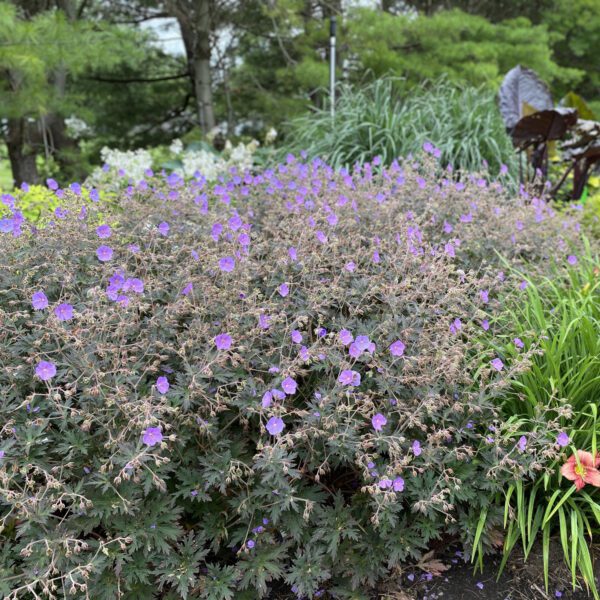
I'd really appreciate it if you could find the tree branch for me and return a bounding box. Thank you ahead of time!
[113,12,172,25]
[83,73,189,84]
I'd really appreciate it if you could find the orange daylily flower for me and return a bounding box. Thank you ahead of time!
[560,450,600,491]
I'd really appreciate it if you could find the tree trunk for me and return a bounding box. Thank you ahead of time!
[196,0,214,132]
[169,0,215,134]
[47,0,80,177]
[6,118,39,187]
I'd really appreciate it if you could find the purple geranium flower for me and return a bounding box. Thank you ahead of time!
[158,222,170,236]
[181,282,193,296]
[96,224,111,238]
[556,432,570,447]
[272,389,285,401]
[261,391,272,408]
[266,416,285,436]
[278,283,289,297]
[96,245,113,262]
[514,337,524,349]
[214,333,232,350]
[372,413,387,431]
[54,303,73,321]
[259,313,270,329]
[393,476,404,492]
[354,336,373,353]
[36,360,57,381]
[315,230,327,244]
[389,340,405,357]
[142,427,163,447]
[129,278,144,293]
[281,377,297,395]
[339,329,353,346]
[449,318,462,335]
[291,330,303,344]
[491,358,504,371]
[219,256,235,272]
[378,477,392,489]
[156,376,170,394]
[32,291,48,310]
[567,255,578,265]
[412,440,422,456]
[338,369,361,386]
[517,435,527,452]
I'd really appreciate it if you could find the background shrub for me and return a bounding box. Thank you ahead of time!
[0,156,586,598]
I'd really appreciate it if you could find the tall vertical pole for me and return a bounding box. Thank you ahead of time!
[330,16,337,118]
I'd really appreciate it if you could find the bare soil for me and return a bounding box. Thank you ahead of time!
[384,542,598,600]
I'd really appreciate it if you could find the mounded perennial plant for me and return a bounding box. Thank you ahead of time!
[0,152,586,599]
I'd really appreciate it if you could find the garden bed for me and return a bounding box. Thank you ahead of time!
[0,153,596,599]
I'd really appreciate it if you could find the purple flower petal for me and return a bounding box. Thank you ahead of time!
[54,303,73,321]
[338,329,353,345]
[214,333,232,351]
[32,291,48,310]
[96,245,113,262]
[156,376,170,394]
[266,416,285,436]
[96,224,112,239]
[219,256,235,272]
[35,360,56,381]
[372,413,387,431]
[281,377,297,395]
[389,340,405,357]
[158,222,170,236]
[142,427,163,447]
[338,369,361,386]
[491,358,504,371]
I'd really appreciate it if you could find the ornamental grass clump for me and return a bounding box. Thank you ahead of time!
[0,154,585,599]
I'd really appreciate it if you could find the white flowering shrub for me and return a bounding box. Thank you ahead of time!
[86,138,262,190]
[176,139,260,180]
[64,116,92,139]
[85,147,153,190]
